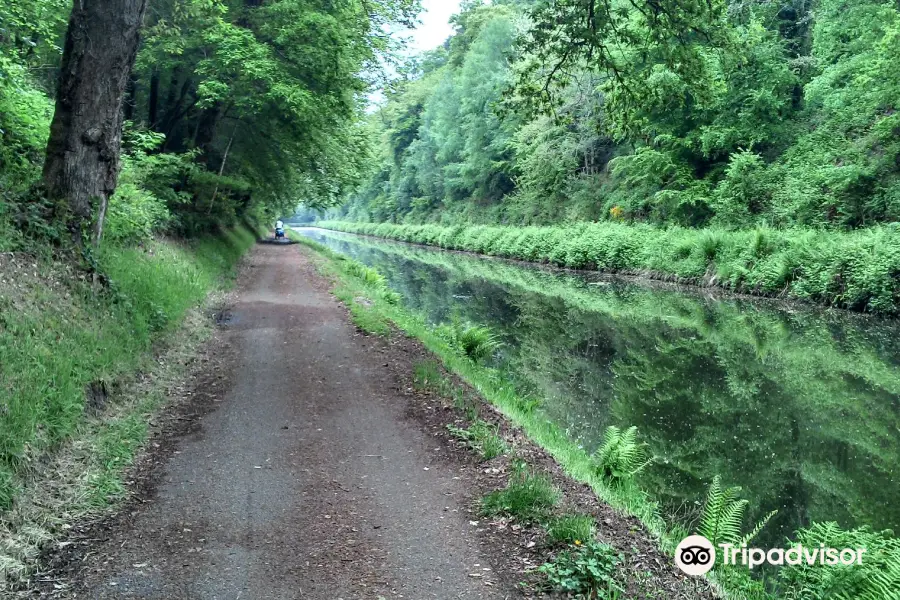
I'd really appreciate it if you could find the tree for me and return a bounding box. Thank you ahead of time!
[514,0,728,117]
[42,0,149,247]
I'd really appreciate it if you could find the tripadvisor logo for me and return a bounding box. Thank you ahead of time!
[676,535,716,576]
[675,535,867,576]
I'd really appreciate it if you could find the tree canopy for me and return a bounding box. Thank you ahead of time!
[336,0,900,231]
[1,0,420,247]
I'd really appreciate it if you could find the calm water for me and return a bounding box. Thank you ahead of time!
[297,227,900,547]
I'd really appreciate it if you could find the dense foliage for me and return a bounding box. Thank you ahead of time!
[335,0,900,232]
[319,219,900,313]
[0,0,418,246]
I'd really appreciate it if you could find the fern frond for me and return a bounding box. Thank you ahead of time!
[698,475,725,542]
[740,510,778,547]
[782,522,900,600]
[698,476,773,548]
[716,499,748,545]
[593,425,653,482]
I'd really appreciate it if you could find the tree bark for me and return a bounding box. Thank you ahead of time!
[43,0,149,248]
[207,124,238,216]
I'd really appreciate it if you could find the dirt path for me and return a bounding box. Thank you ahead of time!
[58,244,509,599]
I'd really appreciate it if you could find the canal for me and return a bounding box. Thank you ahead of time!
[296,227,900,549]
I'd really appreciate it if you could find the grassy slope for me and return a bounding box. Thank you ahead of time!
[317,220,900,315]
[0,227,255,511]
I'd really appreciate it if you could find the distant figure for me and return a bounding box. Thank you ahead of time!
[275,219,285,240]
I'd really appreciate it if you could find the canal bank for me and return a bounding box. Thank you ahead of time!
[294,226,900,600]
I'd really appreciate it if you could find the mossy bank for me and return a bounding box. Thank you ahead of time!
[316,220,900,316]
[0,227,255,588]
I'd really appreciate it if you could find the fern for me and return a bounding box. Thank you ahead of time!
[698,475,775,547]
[435,321,502,363]
[780,522,900,600]
[740,510,778,547]
[592,426,653,482]
[457,324,501,362]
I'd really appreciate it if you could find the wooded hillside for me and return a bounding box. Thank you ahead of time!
[337,0,900,231]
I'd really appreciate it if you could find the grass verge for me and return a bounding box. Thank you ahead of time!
[317,220,900,315]
[0,227,255,589]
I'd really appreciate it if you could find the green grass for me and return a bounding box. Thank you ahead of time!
[339,292,392,336]
[446,419,508,460]
[413,360,446,391]
[85,410,148,507]
[0,226,255,510]
[481,464,560,523]
[0,279,224,589]
[318,220,900,315]
[299,235,401,340]
[294,234,667,522]
[545,514,597,545]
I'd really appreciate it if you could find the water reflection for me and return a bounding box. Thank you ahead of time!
[297,228,900,547]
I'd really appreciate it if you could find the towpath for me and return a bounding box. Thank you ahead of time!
[55,243,509,599]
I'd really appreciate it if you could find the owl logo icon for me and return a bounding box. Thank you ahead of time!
[675,535,716,576]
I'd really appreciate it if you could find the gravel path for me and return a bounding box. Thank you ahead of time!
[68,244,509,599]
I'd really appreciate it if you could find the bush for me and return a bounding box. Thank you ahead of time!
[104,183,171,243]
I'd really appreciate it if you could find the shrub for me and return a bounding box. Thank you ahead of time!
[104,183,171,243]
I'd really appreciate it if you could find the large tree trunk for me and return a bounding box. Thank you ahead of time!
[43,0,149,248]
